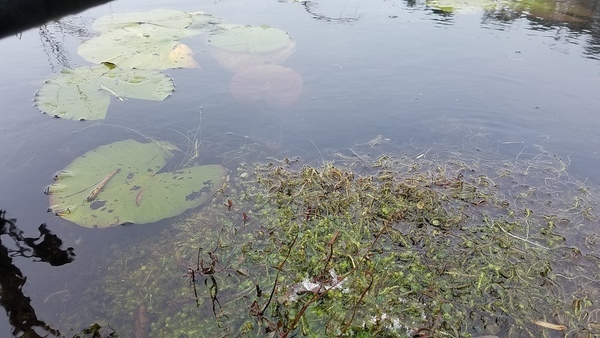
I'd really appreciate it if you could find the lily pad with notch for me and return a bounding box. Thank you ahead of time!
[34,64,174,120]
[91,9,216,32]
[78,24,201,70]
[79,9,220,70]
[46,139,227,228]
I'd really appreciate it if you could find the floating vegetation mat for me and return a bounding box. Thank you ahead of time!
[67,142,600,338]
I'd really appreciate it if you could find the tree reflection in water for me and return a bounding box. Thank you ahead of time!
[0,210,75,338]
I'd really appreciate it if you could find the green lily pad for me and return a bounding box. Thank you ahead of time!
[187,11,223,30]
[34,64,174,120]
[78,9,221,70]
[208,24,291,53]
[91,9,221,33]
[92,9,197,32]
[78,24,200,70]
[207,24,295,72]
[46,139,227,228]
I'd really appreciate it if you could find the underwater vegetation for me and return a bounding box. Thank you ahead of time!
[64,140,600,338]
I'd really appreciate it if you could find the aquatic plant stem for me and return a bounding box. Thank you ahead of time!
[309,138,324,164]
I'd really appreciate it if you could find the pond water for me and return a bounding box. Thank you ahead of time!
[1,0,600,336]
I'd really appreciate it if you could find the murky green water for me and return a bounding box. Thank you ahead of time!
[1,0,600,336]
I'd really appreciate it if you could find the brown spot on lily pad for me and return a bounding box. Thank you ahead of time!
[229,65,303,108]
[90,200,106,210]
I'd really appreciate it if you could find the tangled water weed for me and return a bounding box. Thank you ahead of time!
[68,141,600,338]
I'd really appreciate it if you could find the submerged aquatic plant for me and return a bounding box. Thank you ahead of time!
[65,141,600,337]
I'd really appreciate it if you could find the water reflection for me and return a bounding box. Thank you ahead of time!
[0,210,75,337]
[39,17,96,72]
[415,0,600,59]
[294,0,600,59]
[300,0,360,23]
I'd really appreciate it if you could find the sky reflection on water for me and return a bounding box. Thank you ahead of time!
[1,0,600,336]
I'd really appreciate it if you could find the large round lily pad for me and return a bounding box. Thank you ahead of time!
[78,25,200,70]
[208,24,291,53]
[46,139,227,228]
[208,24,295,72]
[78,9,222,70]
[34,64,174,120]
[91,9,221,33]
[92,9,198,32]
[229,65,303,107]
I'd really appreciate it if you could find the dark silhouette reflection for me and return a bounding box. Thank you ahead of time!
[0,0,112,39]
[0,210,75,337]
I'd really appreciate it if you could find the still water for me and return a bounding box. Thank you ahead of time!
[0,0,599,336]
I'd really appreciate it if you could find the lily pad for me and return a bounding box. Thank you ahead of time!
[229,65,303,107]
[92,9,198,32]
[208,24,291,53]
[210,40,296,73]
[91,9,221,33]
[34,64,174,120]
[77,9,222,70]
[46,139,227,228]
[208,24,294,72]
[78,24,200,70]
[187,11,223,30]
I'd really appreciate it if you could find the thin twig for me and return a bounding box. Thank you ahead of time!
[496,222,549,250]
[99,83,125,101]
[261,233,298,315]
[309,138,325,164]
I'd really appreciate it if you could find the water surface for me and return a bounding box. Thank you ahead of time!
[1,0,600,336]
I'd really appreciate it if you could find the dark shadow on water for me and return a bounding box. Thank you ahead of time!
[0,210,75,337]
[0,0,112,39]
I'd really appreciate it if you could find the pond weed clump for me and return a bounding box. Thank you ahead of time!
[91,145,600,338]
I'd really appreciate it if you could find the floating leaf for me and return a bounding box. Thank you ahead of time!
[76,9,222,70]
[92,9,197,32]
[47,139,227,228]
[208,24,295,72]
[211,40,296,73]
[229,65,303,107]
[187,11,223,30]
[78,25,200,70]
[91,9,221,33]
[34,64,174,120]
[208,24,291,53]
[77,9,226,70]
